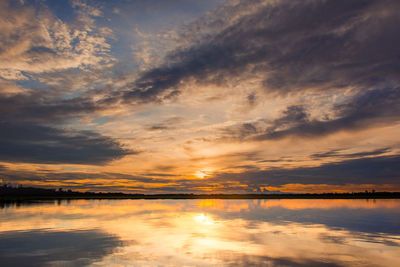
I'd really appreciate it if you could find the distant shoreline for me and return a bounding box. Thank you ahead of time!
[2,185,400,201]
[2,195,400,202]
[2,195,400,201]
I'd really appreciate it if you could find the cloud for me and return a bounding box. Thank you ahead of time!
[311,148,391,159]
[0,0,399,192]
[117,0,400,102]
[0,0,113,80]
[0,167,182,188]
[1,155,398,192]
[213,155,400,187]
[5,0,398,135]
[0,77,133,165]
[220,122,259,141]
[219,87,400,141]
[0,93,98,124]
[0,122,134,164]
[256,87,400,140]
[144,116,184,131]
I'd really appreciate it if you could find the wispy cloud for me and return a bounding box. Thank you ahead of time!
[0,0,113,81]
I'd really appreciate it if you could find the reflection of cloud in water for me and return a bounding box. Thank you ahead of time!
[1,199,400,266]
[0,229,122,267]
[196,199,400,235]
[197,199,400,211]
[208,252,343,267]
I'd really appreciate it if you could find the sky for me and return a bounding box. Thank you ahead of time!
[0,0,399,193]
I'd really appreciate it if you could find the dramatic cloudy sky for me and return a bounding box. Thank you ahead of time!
[1,0,399,193]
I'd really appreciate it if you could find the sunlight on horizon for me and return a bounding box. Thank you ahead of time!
[195,168,213,179]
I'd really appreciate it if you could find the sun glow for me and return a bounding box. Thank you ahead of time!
[195,168,213,179]
[195,171,207,179]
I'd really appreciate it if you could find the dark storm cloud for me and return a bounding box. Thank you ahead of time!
[0,229,122,267]
[0,122,134,164]
[118,0,400,101]
[213,155,400,186]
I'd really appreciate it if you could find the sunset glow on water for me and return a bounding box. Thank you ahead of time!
[1,199,400,266]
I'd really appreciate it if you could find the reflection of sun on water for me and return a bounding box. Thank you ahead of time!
[3,200,400,266]
[194,213,214,225]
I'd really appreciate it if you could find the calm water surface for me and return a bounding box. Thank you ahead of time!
[1,199,400,266]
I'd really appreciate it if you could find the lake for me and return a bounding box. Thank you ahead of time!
[1,199,400,266]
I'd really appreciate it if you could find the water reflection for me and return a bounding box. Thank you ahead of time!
[0,229,121,267]
[1,199,399,266]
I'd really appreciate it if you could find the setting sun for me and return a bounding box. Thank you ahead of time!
[195,168,213,179]
[195,171,207,179]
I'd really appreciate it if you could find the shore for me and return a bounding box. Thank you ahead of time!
[1,192,400,201]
